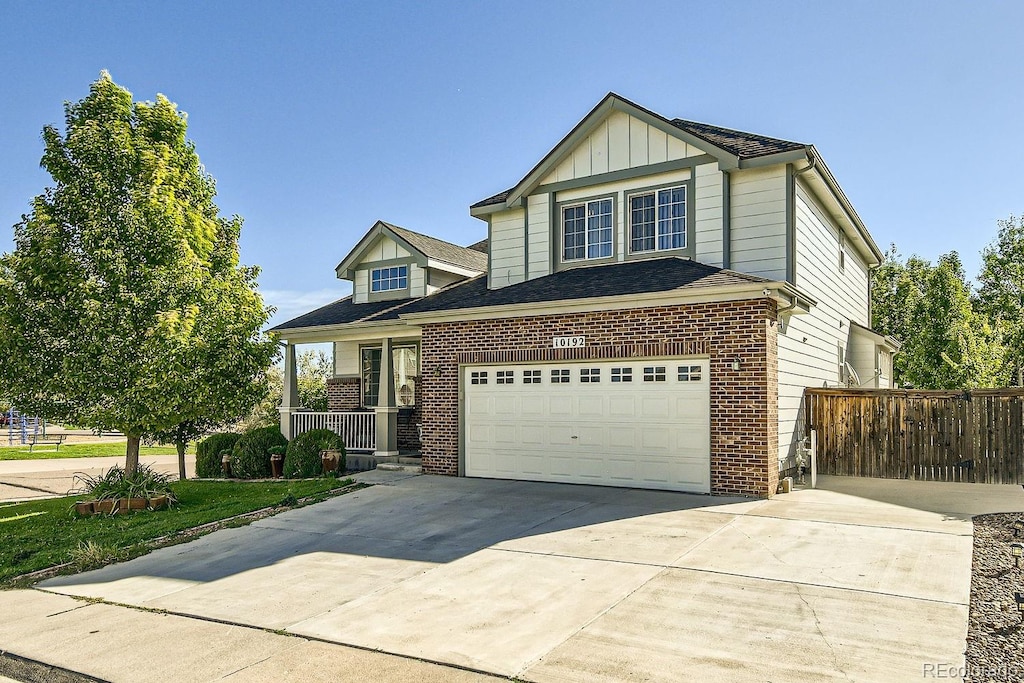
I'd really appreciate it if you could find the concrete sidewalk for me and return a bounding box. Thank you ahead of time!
[0,590,497,682]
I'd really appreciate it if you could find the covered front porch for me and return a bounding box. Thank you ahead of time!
[278,328,422,468]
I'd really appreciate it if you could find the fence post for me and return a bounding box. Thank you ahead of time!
[810,429,817,489]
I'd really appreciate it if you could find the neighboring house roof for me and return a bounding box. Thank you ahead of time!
[466,238,489,253]
[335,220,487,279]
[277,258,779,332]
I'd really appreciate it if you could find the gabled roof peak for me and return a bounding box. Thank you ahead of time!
[335,220,486,279]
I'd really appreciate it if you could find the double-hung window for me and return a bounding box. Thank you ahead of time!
[371,265,408,292]
[629,185,686,253]
[361,344,418,407]
[563,198,612,261]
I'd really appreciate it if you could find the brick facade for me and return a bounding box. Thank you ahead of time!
[419,299,779,498]
[326,377,360,410]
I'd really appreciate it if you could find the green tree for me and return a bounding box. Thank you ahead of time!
[0,72,277,474]
[976,216,1024,386]
[872,250,1005,388]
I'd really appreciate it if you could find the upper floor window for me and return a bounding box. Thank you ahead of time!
[629,186,686,253]
[371,265,408,292]
[563,198,613,261]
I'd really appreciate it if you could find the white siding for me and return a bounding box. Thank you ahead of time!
[334,340,360,376]
[489,208,526,289]
[353,269,369,304]
[694,162,723,267]
[527,194,550,279]
[729,166,787,280]
[426,268,462,295]
[777,180,871,466]
[539,112,706,186]
[409,263,426,297]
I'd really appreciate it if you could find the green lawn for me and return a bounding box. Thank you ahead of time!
[0,442,193,460]
[0,478,355,586]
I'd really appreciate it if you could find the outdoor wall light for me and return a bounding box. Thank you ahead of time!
[1015,592,1024,621]
[1011,542,1024,568]
[1013,519,1024,537]
[731,359,741,371]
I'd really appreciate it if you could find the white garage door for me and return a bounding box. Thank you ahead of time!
[464,358,710,493]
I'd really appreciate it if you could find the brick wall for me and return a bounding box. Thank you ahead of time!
[419,299,779,498]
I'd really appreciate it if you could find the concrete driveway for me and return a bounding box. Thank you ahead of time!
[39,472,984,682]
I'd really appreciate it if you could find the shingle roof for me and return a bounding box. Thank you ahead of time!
[469,189,512,209]
[466,238,489,253]
[270,296,409,331]
[670,119,805,159]
[385,223,487,272]
[276,258,770,331]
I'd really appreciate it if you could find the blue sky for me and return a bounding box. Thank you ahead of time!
[2,1,1022,327]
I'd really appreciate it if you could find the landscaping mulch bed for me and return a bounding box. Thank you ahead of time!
[966,513,1024,682]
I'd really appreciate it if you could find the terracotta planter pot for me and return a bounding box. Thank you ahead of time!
[148,495,168,510]
[321,449,341,475]
[270,454,284,479]
[93,499,114,515]
[75,501,94,516]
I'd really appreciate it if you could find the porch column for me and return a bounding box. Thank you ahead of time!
[279,342,300,440]
[374,336,399,458]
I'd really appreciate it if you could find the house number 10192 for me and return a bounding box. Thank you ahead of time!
[552,336,586,348]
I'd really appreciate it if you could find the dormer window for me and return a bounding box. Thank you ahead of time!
[371,265,408,292]
[629,185,686,253]
[562,197,613,261]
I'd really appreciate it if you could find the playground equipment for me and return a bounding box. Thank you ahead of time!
[5,408,45,445]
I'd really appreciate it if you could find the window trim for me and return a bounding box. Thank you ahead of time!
[359,342,420,408]
[624,179,695,260]
[555,193,617,269]
[365,262,412,302]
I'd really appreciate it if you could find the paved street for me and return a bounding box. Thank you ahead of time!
[0,453,193,502]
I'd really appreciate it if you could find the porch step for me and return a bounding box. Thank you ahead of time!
[376,463,422,474]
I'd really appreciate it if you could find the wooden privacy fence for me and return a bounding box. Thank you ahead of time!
[804,388,1024,484]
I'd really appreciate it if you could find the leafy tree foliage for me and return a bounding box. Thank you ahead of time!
[976,216,1024,386]
[872,249,1006,389]
[0,73,277,473]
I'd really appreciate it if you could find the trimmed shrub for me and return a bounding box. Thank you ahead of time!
[196,432,242,478]
[230,426,288,479]
[284,429,346,478]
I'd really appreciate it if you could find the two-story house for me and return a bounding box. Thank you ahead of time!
[272,93,897,499]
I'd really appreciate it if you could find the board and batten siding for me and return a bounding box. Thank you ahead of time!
[776,180,870,466]
[728,166,787,281]
[539,110,703,185]
[489,208,526,289]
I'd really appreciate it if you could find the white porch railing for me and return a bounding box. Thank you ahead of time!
[291,411,376,452]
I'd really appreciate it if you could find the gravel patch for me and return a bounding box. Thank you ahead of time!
[966,513,1024,682]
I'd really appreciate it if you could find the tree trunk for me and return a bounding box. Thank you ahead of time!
[176,441,187,481]
[1018,362,1023,388]
[125,434,141,476]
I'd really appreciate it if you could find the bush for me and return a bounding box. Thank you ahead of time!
[284,429,346,478]
[196,432,242,478]
[230,426,288,479]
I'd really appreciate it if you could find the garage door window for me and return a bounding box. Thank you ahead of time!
[678,365,703,382]
[497,370,514,384]
[551,369,570,383]
[611,367,633,382]
[470,371,488,385]
[580,368,601,383]
[643,366,667,382]
[524,370,542,384]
